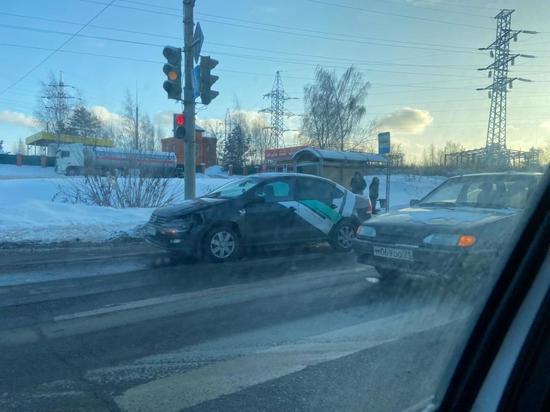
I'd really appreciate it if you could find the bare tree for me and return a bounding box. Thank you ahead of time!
[118,89,159,151]
[301,66,370,151]
[34,72,77,134]
[54,174,177,208]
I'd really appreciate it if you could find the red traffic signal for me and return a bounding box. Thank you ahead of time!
[173,113,186,139]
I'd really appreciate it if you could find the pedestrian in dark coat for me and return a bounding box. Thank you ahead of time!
[369,177,380,212]
[350,171,366,195]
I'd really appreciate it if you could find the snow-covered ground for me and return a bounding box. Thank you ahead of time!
[0,175,232,244]
[366,174,446,210]
[0,164,60,179]
[0,169,446,244]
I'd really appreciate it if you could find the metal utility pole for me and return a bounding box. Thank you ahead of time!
[135,83,139,150]
[183,0,196,199]
[260,71,297,149]
[477,9,535,167]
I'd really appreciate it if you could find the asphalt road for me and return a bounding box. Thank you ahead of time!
[0,242,478,412]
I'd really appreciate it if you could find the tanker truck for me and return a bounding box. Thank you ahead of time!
[55,144,177,177]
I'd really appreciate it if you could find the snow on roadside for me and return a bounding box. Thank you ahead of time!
[364,174,446,210]
[0,172,446,244]
[0,164,60,179]
[0,175,233,244]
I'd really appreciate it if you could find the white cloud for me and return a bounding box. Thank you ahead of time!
[154,111,174,128]
[539,120,550,132]
[375,107,433,134]
[0,110,39,128]
[90,106,124,125]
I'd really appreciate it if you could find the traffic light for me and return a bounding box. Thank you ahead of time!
[199,55,219,105]
[173,113,185,139]
[163,46,182,100]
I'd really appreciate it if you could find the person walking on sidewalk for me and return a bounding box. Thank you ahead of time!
[350,171,367,195]
[369,177,380,213]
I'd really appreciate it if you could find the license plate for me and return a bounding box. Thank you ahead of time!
[373,245,413,261]
[146,225,156,236]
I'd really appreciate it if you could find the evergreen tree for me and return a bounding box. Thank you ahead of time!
[222,124,249,168]
[68,106,103,137]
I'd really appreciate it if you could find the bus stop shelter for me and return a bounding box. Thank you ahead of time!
[292,147,387,188]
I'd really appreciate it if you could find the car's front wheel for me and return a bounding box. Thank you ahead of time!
[329,220,356,252]
[203,226,240,263]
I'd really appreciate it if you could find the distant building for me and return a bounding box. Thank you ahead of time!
[264,145,308,172]
[292,147,387,188]
[161,126,217,171]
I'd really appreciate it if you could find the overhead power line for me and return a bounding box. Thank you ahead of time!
[114,0,482,51]
[0,11,489,71]
[79,0,489,55]
[302,0,494,30]
[0,0,116,96]
[0,25,495,79]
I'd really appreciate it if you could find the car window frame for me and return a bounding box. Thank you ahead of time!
[295,177,336,204]
[437,170,549,411]
[252,177,295,203]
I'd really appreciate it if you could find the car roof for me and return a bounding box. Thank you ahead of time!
[241,172,336,182]
[450,172,543,179]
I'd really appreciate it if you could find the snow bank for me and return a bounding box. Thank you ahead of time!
[0,172,446,244]
[0,164,59,179]
[205,165,227,177]
[0,176,233,244]
[364,174,446,210]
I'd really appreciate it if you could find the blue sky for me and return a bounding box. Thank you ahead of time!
[0,0,549,159]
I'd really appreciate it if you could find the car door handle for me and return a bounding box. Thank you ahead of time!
[330,204,337,209]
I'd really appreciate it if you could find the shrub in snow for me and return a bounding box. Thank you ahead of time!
[53,173,177,208]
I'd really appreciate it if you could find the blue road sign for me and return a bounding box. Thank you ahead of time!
[192,22,204,64]
[378,132,391,155]
[192,65,201,100]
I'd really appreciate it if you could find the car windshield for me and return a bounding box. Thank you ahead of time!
[202,177,261,199]
[419,175,540,209]
[1,1,549,411]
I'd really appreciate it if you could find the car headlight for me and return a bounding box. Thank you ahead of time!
[160,218,193,236]
[357,225,376,238]
[423,233,476,248]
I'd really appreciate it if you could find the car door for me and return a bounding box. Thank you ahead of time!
[242,177,296,245]
[292,177,343,241]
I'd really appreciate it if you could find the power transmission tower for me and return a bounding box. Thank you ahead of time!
[477,9,535,167]
[260,71,297,149]
[41,71,79,134]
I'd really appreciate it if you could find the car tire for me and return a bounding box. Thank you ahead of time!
[203,226,240,263]
[329,220,356,252]
[375,266,401,281]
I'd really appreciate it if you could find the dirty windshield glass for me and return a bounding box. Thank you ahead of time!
[0,0,548,411]
[419,175,540,209]
[203,177,260,198]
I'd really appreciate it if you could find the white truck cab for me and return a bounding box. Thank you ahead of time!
[55,144,85,175]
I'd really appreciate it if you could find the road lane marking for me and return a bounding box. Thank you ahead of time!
[53,266,367,322]
[0,266,371,346]
[115,306,471,412]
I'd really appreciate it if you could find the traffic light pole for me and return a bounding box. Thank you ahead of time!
[183,0,196,199]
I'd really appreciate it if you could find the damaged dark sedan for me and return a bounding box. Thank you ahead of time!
[353,172,542,280]
[146,173,372,262]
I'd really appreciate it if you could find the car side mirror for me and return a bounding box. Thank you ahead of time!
[410,199,420,207]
